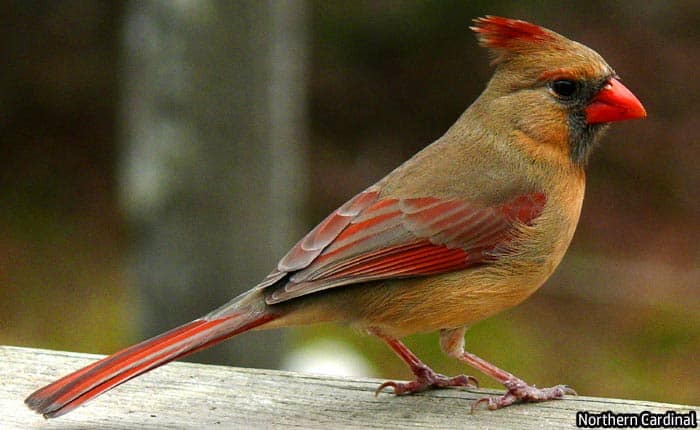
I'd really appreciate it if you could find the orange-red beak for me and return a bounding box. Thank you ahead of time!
[585,77,646,124]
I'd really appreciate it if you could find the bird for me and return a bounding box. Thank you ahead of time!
[26,16,646,418]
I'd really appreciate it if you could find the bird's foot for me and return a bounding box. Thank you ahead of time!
[472,378,576,411]
[375,365,478,396]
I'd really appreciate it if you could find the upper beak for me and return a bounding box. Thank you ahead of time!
[585,77,647,124]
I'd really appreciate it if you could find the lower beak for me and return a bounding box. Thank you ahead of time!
[585,77,647,124]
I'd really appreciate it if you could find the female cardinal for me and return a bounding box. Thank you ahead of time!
[26,16,646,418]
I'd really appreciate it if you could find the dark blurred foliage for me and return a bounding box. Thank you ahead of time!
[0,1,130,352]
[1,0,697,405]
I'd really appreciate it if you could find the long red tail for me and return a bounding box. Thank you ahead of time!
[25,309,278,418]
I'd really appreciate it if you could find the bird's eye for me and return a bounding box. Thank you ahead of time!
[550,79,578,98]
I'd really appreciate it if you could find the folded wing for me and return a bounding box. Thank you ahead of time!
[260,186,546,304]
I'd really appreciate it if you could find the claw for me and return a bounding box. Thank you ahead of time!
[470,396,491,414]
[375,381,398,396]
[563,385,578,396]
[451,374,480,388]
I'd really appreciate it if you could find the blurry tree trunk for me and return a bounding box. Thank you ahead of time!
[118,1,307,369]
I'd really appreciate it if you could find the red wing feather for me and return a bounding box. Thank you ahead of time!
[276,186,381,272]
[262,188,546,304]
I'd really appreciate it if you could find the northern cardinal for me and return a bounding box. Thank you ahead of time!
[26,16,646,418]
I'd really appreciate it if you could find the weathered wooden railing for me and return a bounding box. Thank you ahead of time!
[1,346,696,429]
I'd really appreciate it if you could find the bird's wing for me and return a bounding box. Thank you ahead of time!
[258,186,546,304]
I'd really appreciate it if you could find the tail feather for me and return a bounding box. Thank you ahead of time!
[26,310,277,418]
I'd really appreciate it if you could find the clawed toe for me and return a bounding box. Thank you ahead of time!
[375,381,394,396]
[471,379,575,411]
[562,385,578,396]
[375,372,478,397]
[447,374,480,389]
[375,379,420,396]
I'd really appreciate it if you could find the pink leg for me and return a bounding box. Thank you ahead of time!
[440,327,576,410]
[372,329,478,395]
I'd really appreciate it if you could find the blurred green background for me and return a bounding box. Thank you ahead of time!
[2,1,698,406]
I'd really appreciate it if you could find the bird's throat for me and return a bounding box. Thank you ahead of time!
[567,113,609,166]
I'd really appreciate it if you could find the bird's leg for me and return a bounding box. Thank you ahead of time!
[440,327,576,410]
[371,329,478,396]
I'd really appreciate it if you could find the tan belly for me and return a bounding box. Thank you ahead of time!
[342,258,550,337]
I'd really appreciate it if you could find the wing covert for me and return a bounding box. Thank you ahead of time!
[259,188,546,304]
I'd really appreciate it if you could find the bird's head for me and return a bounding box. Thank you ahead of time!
[471,16,646,166]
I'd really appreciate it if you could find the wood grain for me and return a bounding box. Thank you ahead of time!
[2,345,696,429]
